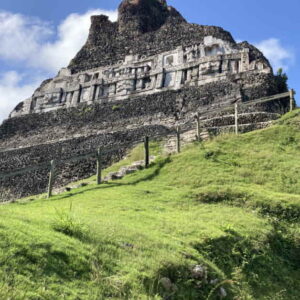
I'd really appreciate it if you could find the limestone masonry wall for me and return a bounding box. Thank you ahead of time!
[10,37,272,118]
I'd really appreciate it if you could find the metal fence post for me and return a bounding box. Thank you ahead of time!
[47,160,56,198]
[234,103,239,135]
[96,147,102,185]
[144,136,150,168]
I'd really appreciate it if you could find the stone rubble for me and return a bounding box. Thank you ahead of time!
[104,156,155,181]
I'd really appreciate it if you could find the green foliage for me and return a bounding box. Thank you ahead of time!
[112,104,122,111]
[52,202,91,242]
[0,110,300,299]
[275,68,289,93]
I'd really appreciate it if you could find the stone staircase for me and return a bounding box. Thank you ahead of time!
[103,156,156,182]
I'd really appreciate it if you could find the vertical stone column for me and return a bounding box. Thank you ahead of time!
[150,75,156,90]
[65,92,72,107]
[136,79,143,91]
[60,90,67,103]
[97,79,105,99]
[222,59,229,74]
[174,71,183,89]
[24,98,34,114]
[187,69,192,82]
[89,85,97,103]
[200,45,205,57]
[71,91,78,106]
[230,61,238,74]
[240,49,250,72]
[109,83,116,95]
[157,54,164,68]
[71,85,82,106]
[155,70,165,89]
[95,86,101,100]
[177,47,184,65]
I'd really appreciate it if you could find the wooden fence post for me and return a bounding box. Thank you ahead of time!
[96,147,102,185]
[144,136,150,168]
[176,126,181,153]
[290,89,295,112]
[234,103,239,135]
[196,112,201,142]
[47,160,56,198]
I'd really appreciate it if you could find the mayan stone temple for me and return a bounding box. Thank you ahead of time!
[10,2,274,117]
[0,0,290,198]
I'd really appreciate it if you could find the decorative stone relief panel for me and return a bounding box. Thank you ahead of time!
[10,35,272,117]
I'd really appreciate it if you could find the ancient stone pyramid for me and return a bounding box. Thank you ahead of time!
[0,0,289,199]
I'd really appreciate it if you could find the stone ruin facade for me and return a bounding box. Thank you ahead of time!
[10,36,270,118]
[0,0,290,199]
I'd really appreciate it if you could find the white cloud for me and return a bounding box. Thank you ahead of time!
[0,9,117,73]
[0,9,117,123]
[0,71,43,123]
[34,9,118,72]
[255,38,294,72]
[0,12,52,62]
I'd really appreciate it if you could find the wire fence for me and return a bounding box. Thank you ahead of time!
[0,89,296,199]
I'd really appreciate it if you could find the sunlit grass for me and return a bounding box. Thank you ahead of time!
[0,110,299,299]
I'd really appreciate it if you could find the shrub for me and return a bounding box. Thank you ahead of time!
[195,188,249,204]
[52,203,91,242]
[112,105,122,111]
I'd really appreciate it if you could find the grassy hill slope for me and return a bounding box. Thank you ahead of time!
[0,110,300,300]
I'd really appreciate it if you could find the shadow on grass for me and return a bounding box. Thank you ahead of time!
[56,156,172,201]
[4,242,91,279]
[194,188,300,223]
[193,224,300,299]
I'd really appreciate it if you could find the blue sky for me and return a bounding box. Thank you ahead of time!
[0,0,298,121]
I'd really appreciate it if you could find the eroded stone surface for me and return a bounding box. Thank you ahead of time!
[9,0,272,118]
[10,37,271,118]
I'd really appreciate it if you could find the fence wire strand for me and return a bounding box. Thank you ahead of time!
[0,90,294,181]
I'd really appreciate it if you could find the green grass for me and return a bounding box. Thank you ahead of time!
[0,110,300,299]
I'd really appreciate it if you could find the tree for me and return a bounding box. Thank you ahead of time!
[275,68,288,93]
